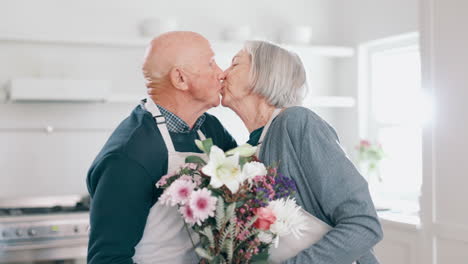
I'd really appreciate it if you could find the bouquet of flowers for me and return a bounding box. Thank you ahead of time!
[156,139,310,264]
[356,139,385,182]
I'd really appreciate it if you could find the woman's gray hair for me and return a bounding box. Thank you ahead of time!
[243,40,308,107]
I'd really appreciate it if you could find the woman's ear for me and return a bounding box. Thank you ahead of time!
[169,67,189,91]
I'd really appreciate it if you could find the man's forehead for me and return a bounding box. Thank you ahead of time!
[199,45,215,59]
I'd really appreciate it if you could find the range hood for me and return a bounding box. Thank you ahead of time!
[6,79,111,102]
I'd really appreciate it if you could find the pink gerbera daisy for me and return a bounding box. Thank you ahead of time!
[158,191,171,206]
[189,188,217,224]
[179,205,199,225]
[166,179,196,206]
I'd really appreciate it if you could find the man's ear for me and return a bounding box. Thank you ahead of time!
[169,67,189,91]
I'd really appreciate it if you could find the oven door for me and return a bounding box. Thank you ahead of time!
[0,237,87,263]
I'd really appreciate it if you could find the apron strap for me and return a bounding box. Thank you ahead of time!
[143,98,207,152]
[256,108,283,156]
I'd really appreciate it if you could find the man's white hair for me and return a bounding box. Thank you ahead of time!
[243,40,308,107]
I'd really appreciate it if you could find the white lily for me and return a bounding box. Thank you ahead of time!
[225,143,257,157]
[201,146,242,193]
[240,161,267,184]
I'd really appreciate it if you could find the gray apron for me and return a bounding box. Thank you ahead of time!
[133,98,204,264]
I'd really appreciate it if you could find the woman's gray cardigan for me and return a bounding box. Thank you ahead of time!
[259,106,383,264]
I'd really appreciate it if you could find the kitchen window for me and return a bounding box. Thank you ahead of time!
[358,33,429,223]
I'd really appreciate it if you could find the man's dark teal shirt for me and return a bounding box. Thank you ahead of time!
[86,105,237,264]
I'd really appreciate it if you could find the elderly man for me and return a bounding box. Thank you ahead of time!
[86,31,237,264]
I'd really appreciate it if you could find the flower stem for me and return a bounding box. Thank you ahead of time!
[185,222,201,262]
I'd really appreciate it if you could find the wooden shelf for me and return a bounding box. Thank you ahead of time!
[0,35,354,57]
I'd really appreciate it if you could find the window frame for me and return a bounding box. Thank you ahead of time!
[358,32,420,140]
[358,33,422,225]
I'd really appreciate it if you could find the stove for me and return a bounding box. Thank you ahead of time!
[0,195,90,263]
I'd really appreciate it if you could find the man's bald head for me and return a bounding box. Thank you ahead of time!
[142,31,212,87]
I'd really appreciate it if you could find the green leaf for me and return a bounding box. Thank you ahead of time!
[195,247,214,261]
[211,255,226,264]
[225,202,236,222]
[251,260,268,264]
[185,155,206,165]
[216,197,225,231]
[224,238,234,263]
[239,156,250,167]
[250,250,269,264]
[242,215,258,234]
[235,201,245,208]
[195,139,205,152]
[200,227,216,250]
[202,138,214,155]
[219,219,234,250]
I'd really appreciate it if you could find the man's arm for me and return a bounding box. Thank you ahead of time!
[284,109,383,263]
[87,153,154,264]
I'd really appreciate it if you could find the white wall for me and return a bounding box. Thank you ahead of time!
[0,0,340,43]
[330,0,420,161]
[348,0,468,263]
[337,0,419,45]
[331,1,422,263]
[0,0,343,198]
[420,0,468,262]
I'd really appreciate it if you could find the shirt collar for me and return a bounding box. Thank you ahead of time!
[247,126,264,146]
[156,104,206,133]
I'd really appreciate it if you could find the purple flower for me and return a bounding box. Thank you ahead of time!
[273,173,297,199]
[253,187,273,207]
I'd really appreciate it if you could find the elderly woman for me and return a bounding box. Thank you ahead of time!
[220,40,383,264]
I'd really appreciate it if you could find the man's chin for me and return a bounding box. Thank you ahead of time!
[212,101,221,108]
[209,96,221,108]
